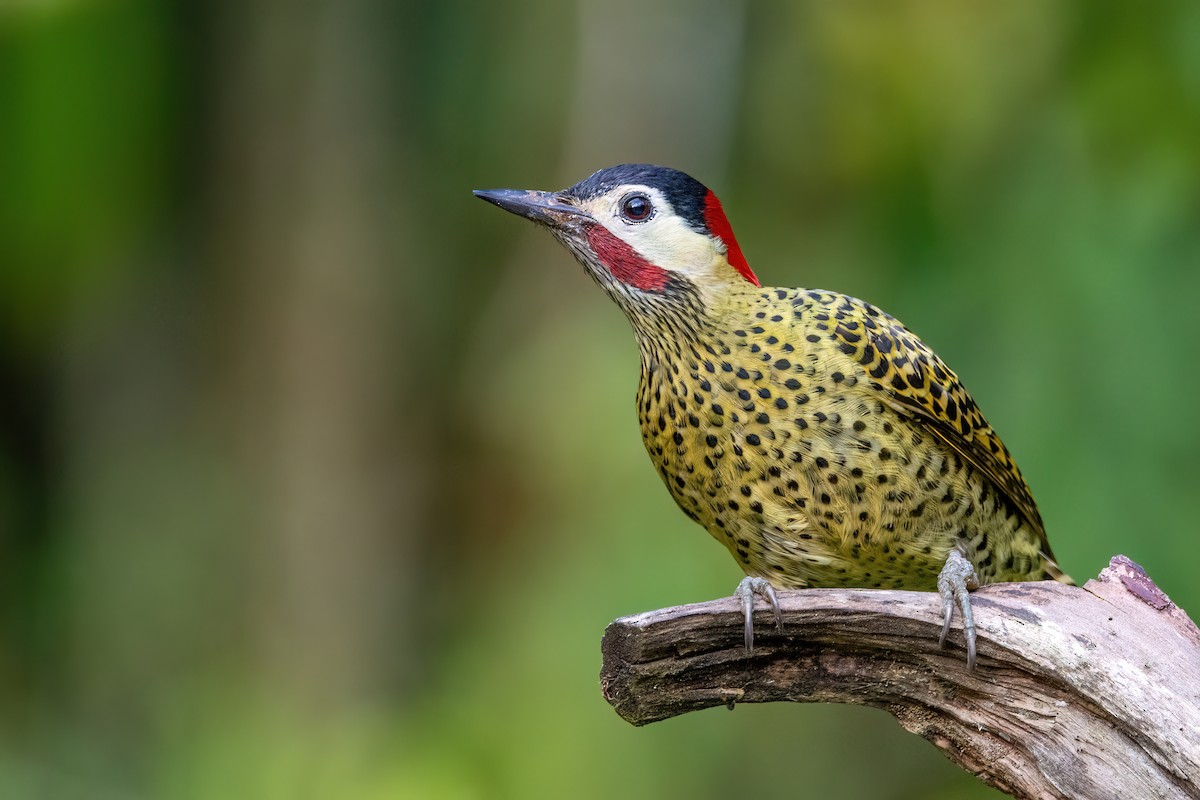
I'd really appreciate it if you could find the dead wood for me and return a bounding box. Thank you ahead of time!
[600,556,1200,799]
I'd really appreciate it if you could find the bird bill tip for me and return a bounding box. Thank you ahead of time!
[473,187,589,225]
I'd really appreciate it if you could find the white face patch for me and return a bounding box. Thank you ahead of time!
[576,185,738,300]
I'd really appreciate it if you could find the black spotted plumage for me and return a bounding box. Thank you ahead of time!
[634,287,1069,589]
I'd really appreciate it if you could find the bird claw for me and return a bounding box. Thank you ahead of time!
[938,548,980,669]
[735,576,783,653]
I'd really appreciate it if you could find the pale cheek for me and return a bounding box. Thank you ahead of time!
[583,225,670,293]
[605,218,718,278]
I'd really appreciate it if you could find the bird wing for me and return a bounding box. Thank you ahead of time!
[824,296,1052,555]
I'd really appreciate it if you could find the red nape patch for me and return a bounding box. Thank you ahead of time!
[703,191,759,286]
[584,225,671,293]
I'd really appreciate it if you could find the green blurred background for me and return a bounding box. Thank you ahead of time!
[2,1,1198,798]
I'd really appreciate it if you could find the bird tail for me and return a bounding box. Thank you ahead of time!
[1041,552,1075,586]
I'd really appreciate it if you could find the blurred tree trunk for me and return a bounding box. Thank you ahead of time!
[206,0,425,710]
[563,0,748,178]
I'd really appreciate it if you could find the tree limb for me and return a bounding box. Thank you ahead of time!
[600,555,1200,800]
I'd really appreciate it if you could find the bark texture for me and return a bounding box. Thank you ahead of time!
[600,555,1200,800]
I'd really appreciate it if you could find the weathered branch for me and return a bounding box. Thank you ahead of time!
[600,556,1200,800]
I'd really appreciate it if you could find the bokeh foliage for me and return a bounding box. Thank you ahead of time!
[2,1,1198,798]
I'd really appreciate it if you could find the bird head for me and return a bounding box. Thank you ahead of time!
[475,164,759,319]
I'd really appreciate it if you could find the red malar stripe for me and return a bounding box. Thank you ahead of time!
[584,224,670,293]
[702,190,759,286]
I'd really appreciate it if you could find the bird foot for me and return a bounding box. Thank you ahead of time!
[734,576,783,653]
[937,548,980,669]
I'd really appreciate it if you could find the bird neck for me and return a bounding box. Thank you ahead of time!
[623,278,746,372]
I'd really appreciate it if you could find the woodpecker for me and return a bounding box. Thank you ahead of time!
[475,164,1071,668]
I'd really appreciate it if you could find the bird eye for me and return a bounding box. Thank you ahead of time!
[619,193,653,223]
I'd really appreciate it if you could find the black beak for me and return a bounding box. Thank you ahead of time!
[473,188,590,226]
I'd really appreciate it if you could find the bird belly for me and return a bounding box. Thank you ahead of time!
[640,368,1048,591]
